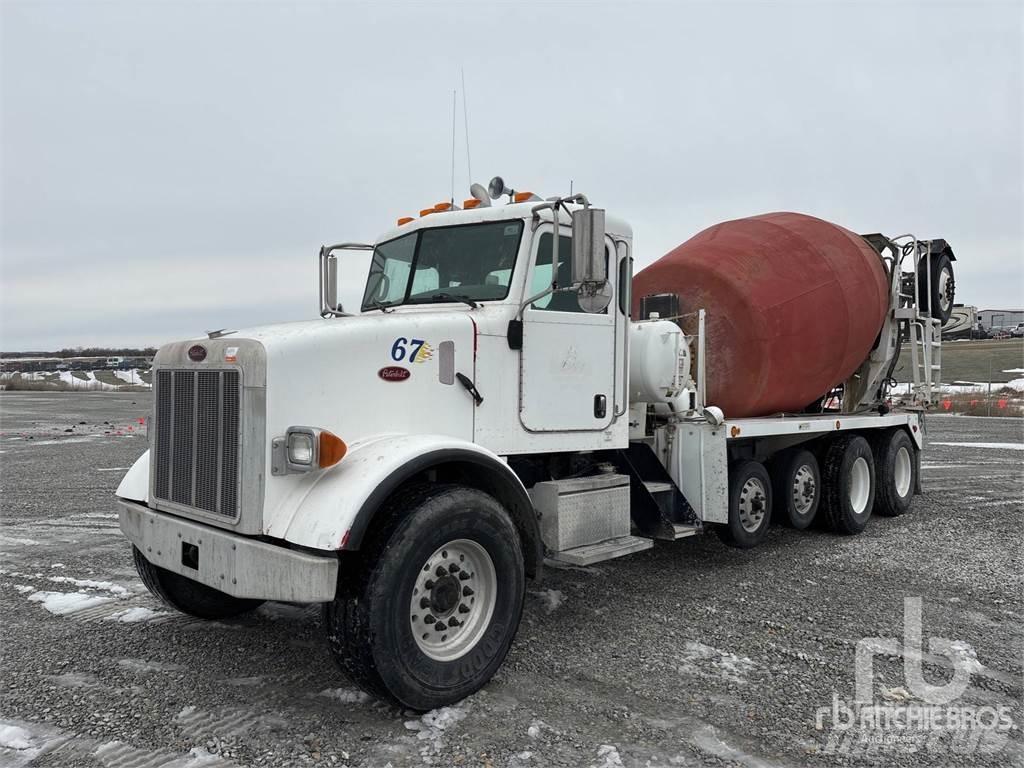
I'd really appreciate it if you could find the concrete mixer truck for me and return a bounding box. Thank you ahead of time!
[115,178,957,709]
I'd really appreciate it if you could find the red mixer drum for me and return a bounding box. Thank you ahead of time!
[631,212,889,418]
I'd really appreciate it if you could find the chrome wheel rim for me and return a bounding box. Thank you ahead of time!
[791,465,817,515]
[410,539,497,662]
[894,446,912,498]
[849,457,871,515]
[938,268,953,313]
[738,477,768,532]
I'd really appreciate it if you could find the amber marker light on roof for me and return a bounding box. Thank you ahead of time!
[397,216,414,226]
[513,191,536,203]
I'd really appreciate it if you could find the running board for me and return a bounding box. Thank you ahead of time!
[548,535,653,566]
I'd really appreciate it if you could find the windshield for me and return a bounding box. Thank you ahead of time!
[361,220,524,311]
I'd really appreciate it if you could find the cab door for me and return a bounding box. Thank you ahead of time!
[519,225,617,432]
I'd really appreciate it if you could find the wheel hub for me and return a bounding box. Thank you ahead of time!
[410,539,497,662]
[738,477,768,532]
[792,465,816,514]
[430,574,461,615]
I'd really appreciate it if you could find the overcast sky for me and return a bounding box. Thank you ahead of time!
[2,0,1021,350]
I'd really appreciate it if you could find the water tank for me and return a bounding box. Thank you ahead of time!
[629,320,691,405]
[631,212,889,418]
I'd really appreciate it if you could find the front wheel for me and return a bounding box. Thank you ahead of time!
[132,546,263,619]
[324,485,525,710]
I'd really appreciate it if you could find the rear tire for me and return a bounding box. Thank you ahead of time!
[716,460,772,549]
[132,546,263,619]
[770,449,820,530]
[323,484,525,710]
[820,435,875,534]
[873,429,917,517]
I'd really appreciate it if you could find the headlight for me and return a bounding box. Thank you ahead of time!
[272,427,347,475]
[287,431,315,465]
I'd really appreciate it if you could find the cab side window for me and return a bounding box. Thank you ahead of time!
[529,233,610,314]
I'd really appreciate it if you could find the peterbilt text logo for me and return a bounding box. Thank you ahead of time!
[378,366,411,382]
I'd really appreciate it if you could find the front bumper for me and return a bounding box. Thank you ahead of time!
[118,500,338,602]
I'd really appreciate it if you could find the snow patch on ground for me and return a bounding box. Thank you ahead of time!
[0,535,40,546]
[317,687,370,704]
[676,642,757,684]
[404,703,470,759]
[105,606,168,623]
[11,585,34,594]
[0,724,33,750]
[119,658,187,674]
[931,441,1023,451]
[27,590,113,615]
[590,744,624,768]
[534,588,565,613]
[47,575,130,595]
[947,640,985,674]
[0,720,58,767]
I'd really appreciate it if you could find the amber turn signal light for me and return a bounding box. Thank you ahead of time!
[318,430,347,468]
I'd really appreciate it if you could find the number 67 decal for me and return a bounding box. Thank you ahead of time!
[391,337,426,363]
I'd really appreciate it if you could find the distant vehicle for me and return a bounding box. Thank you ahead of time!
[105,356,125,369]
[1010,323,1024,338]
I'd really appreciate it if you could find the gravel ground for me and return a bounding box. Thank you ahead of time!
[1,391,1021,767]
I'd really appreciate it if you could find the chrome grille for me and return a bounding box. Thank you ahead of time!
[153,369,241,518]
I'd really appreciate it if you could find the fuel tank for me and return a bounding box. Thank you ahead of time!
[631,212,889,418]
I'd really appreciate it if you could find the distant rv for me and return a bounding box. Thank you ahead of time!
[105,356,125,369]
[942,305,985,340]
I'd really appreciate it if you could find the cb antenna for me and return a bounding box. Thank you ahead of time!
[461,67,472,189]
[450,89,456,205]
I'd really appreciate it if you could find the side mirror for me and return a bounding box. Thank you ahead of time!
[325,253,340,312]
[571,208,607,286]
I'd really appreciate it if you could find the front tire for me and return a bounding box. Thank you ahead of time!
[820,435,876,534]
[716,460,772,549]
[132,546,263,619]
[873,429,917,517]
[324,484,525,710]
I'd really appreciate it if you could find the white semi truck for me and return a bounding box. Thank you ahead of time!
[116,179,954,709]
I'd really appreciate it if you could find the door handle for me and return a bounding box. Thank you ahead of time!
[456,373,484,406]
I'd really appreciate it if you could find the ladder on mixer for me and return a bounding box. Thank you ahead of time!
[907,315,942,405]
[892,237,943,406]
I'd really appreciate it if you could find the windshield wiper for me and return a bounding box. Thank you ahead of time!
[421,293,480,309]
[365,298,394,313]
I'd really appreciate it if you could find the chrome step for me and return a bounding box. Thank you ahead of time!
[642,480,674,494]
[670,523,701,540]
[549,535,653,566]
